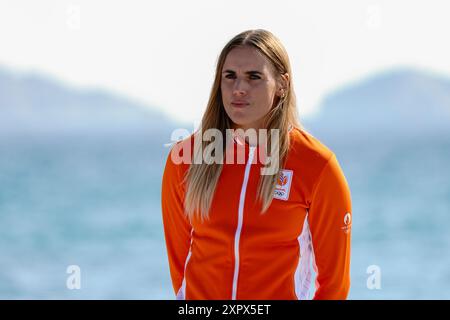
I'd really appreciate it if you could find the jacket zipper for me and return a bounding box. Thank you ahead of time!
[231,146,256,300]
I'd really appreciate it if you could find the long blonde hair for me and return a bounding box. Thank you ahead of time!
[183,29,302,222]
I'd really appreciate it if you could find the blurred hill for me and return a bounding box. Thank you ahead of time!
[0,67,186,144]
[303,68,450,142]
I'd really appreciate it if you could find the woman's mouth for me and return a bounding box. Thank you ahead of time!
[231,101,250,108]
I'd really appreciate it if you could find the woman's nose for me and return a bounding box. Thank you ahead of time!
[233,79,248,96]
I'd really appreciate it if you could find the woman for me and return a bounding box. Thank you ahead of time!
[161,29,352,300]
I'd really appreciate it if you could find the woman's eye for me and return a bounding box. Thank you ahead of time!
[224,75,260,80]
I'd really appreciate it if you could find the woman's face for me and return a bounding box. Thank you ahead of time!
[221,46,285,131]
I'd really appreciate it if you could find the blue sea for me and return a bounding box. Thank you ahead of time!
[1,132,449,299]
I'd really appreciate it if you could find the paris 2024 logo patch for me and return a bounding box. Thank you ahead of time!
[341,212,352,234]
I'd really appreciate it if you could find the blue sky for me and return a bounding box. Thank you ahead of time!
[0,0,449,123]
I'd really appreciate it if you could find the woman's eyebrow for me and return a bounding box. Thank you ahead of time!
[222,69,263,75]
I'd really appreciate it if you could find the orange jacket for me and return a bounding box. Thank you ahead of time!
[161,127,352,300]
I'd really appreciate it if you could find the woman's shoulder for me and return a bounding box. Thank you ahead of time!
[287,126,335,170]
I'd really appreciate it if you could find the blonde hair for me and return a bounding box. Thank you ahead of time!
[183,29,302,222]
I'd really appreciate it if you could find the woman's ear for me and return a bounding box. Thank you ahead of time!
[277,73,290,97]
